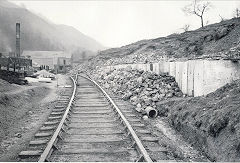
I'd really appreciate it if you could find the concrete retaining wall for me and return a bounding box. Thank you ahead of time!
[105,60,240,97]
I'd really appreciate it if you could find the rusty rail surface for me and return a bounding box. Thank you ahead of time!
[38,74,77,162]
[80,74,153,162]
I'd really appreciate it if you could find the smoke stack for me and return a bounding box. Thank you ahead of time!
[16,23,20,57]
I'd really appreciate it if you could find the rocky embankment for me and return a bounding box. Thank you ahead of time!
[91,65,240,161]
[76,17,240,162]
[94,66,183,118]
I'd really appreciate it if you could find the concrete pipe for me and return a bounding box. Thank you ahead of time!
[145,106,158,118]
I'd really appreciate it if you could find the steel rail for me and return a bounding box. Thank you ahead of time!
[38,74,77,162]
[80,74,153,162]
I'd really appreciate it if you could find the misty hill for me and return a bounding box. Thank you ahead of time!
[96,18,240,65]
[0,1,104,55]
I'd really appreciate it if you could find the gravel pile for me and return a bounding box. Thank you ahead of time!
[95,66,183,118]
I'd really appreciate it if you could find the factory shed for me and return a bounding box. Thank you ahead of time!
[54,57,71,74]
[22,51,71,73]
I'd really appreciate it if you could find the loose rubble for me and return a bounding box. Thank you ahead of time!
[94,66,183,118]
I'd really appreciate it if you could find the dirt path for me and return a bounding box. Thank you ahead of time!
[0,75,69,161]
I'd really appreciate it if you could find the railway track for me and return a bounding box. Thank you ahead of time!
[19,74,173,162]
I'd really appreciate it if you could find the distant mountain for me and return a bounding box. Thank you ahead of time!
[0,1,104,55]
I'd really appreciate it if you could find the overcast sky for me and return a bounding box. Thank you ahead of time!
[11,0,240,48]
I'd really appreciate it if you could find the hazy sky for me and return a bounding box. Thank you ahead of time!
[11,1,240,48]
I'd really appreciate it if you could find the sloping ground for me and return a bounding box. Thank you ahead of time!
[0,85,49,142]
[0,75,70,161]
[88,17,240,67]
[0,79,19,92]
[156,79,240,161]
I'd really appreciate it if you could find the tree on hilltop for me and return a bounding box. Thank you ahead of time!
[233,8,240,18]
[183,0,211,28]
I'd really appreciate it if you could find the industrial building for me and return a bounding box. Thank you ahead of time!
[22,51,71,73]
[54,57,71,73]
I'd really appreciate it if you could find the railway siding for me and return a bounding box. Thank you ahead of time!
[18,75,76,161]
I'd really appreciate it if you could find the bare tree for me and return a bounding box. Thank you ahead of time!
[181,24,190,32]
[183,0,211,27]
[234,8,240,18]
[219,14,225,22]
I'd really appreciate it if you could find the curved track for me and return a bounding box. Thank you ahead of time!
[43,75,153,162]
[20,74,170,162]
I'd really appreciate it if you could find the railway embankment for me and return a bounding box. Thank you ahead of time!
[164,80,240,161]
[72,16,240,162]
[92,66,240,161]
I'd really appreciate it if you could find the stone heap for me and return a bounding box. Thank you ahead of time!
[95,66,183,117]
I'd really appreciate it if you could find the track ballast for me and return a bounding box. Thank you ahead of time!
[19,74,173,162]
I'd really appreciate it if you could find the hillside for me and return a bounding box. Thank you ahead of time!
[0,1,104,54]
[76,16,240,162]
[153,79,240,161]
[94,18,240,65]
